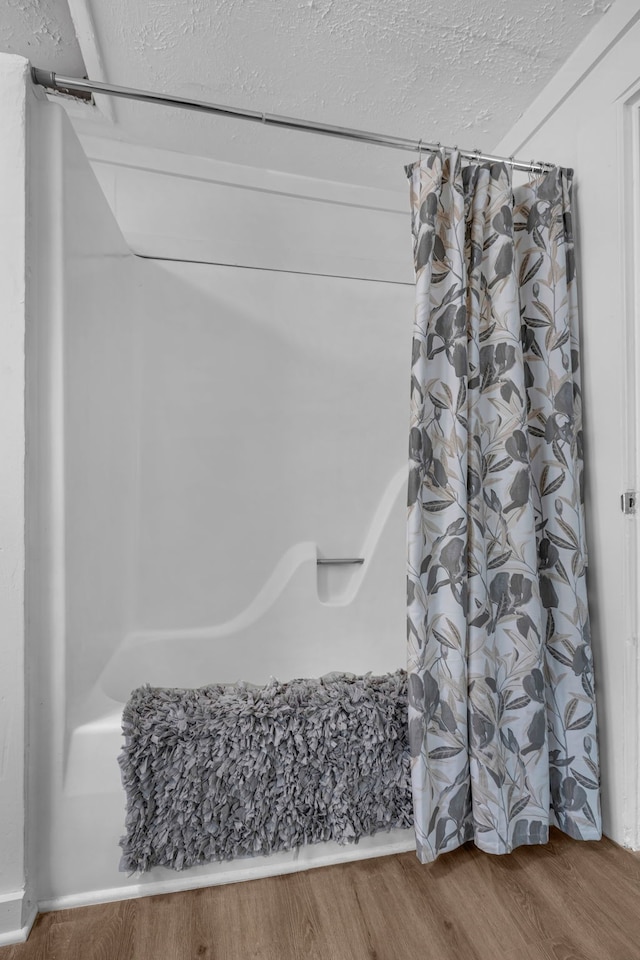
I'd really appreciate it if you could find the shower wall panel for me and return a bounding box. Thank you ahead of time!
[97,258,412,699]
[81,134,413,283]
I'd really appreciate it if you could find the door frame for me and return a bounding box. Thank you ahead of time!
[620,80,640,849]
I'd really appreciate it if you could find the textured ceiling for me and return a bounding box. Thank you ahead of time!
[6,0,615,189]
[0,0,84,75]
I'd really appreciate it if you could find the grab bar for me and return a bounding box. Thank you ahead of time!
[317,558,364,565]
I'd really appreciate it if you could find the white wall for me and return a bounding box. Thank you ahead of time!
[495,0,640,848]
[0,54,37,945]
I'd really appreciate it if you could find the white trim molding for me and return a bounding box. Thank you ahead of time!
[0,52,29,941]
[38,828,416,915]
[0,890,36,947]
[620,80,640,850]
[64,0,116,123]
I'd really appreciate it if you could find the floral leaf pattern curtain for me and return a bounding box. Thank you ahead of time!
[406,151,601,862]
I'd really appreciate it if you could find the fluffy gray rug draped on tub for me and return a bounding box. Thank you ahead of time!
[118,670,412,872]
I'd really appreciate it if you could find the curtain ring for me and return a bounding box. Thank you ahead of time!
[417,138,423,164]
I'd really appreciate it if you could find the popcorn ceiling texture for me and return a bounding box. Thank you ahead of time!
[1,0,615,187]
[118,671,412,872]
[0,0,85,75]
[77,0,615,187]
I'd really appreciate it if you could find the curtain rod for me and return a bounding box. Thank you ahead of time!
[31,67,555,174]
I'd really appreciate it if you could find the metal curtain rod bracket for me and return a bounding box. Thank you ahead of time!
[30,67,556,175]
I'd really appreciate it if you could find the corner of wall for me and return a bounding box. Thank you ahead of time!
[0,50,29,942]
[494,0,640,159]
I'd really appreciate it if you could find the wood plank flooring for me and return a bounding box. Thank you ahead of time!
[3,829,640,960]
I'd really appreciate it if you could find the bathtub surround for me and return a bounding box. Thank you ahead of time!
[406,152,601,862]
[16,87,414,916]
[118,672,411,872]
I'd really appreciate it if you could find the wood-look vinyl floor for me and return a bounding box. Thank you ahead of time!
[3,829,640,960]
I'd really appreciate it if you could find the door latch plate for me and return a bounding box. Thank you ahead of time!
[622,491,637,514]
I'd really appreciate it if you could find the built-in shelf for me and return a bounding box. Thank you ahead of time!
[316,558,364,565]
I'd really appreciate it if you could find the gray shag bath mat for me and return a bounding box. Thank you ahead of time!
[118,670,412,872]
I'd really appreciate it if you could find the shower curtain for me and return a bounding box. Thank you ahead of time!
[406,150,601,862]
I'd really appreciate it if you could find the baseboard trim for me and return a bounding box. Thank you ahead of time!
[0,891,37,947]
[39,830,416,914]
